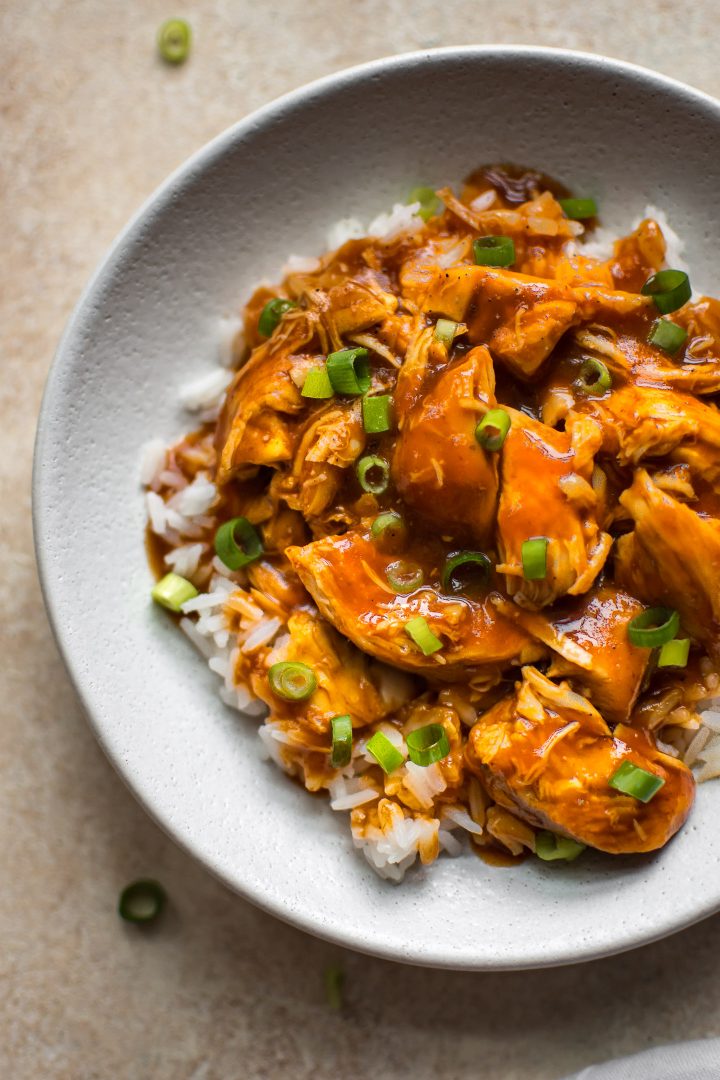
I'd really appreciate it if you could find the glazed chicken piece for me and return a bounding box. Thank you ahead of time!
[609,217,666,292]
[392,345,499,545]
[491,585,649,725]
[286,527,542,680]
[466,666,694,854]
[570,325,720,395]
[615,469,720,656]
[495,409,612,608]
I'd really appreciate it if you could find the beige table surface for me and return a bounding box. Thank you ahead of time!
[5,2,720,1077]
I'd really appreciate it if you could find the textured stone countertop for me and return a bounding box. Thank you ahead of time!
[5,3,720,1077]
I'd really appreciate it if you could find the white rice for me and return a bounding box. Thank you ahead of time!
[139,438,167,486]
[178,366,233,412]
[217,316,244,369]
[164,542,205,579]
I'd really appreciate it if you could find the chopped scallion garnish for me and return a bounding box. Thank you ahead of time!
[609,760,665,803]
[441,551,492,595]
[214,517,264,570]
[627,607,680,648]
[641,269,692,314]
[648,318,688,354]
[558,197,597,220]
[151,572,198,612]
[356,455,390,494]
[385,560,424,594]
[258,297,297,337]
[366,731,405,773]
[268,661,317,702]
[157,18,191,64]
[301,366,334,399]
[521,537,549,581]
[408,186,443,222]
[330,715,353,768]
[535,832,586,862]
[473,235,515,268]
[404,616,443,656]
[324,966,345,1010]
[362,394,392,433]
[657,637,690,669]
[475,408,511,451]
[370,511,407,552]
[326,347,371,395]
[118,879,167,923]
[434,319,459,348]
[576,357,612,395]
[406,723,450,767]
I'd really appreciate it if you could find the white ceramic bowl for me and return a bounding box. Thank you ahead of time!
[34,47,720,970]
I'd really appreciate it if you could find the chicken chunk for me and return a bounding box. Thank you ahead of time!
[466,666,694,853]
[495,409,612,608]
[615,469,720,655]
[286,527,541,680]
[391,347,499,545]
[572,325,720,395]
[491,586,649,724]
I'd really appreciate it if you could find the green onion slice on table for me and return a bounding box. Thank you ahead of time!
[268,661,317,702]
[576,357,612,395]
[441,551,492,595]
[151,572,198,612]
[324,966,345,1010]
[385,560,424,594]
[258,297,297,337]
[330,715,353,768]
[404,616,443,655]
[406,723,451,767]
[627,607,680,648]
[558,197,597,220]
[362,394,392,433]
[214,517,263,570]
[641,269,692,314]
[609,761,665,803]
[118,879,167,923]
[521,537,549,581]
[473,236,515,267]
[535,832,586,862]
[301,367,334,399]
[647,318,688,354]
[157,18,191,64]
[475,408,511,451]
[366,731,405,773]
[326,347,371,395]
[356,455,390,494]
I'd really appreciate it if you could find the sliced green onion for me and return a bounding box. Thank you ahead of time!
[386,560,424,594]
[370,511,407,552]
[326,347,371,395]
[268,661,317,702]
[657,637,690,669]
[521,537,549,581]
[441,551,492,595]
[324,966,344,1010]
[558,197,597,220]
[408,185,443,222]
[356,455,390,494]
[366,731,405,773]
[609,760,665,803]
[214,517,263,570]
[404,616,443,656]
[473,235,515,268]
[118,880,167,923]
[258,297,297,337]
[641,269,692,314]
[475,408,511,451]
[535,832,586,862]
[627,607,680,648]
[406,723,450,767]
[301,366,334,399]
[151,572,198,612]
[157,18,191,64]
[434,319,459,348]
[362,394,392,433]
[576,357,612,395]
[330,715,353,768]
[648,318,688,354]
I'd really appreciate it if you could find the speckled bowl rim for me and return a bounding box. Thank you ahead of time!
[33,45,720,970]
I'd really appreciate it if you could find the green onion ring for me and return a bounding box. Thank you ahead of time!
[441,551,492,595]
[648,318,688,354]
[404,616,443,656]
[370,511,407,552]
[558,197,597,220]
[475,408,511,451]
[473,235,515,268]
[406,723,451,767]
[627,607,680,648]
[521,537,549,581]
[434,319,459,348]
[408,186,443,221]
[151,572,198,612]
[326,347,371,395]
[609,760,665,803]
[641,269,692,314]
[535,832,586,862]
[330,715,353,768]
[214,517,264,570]
[356,455,390,494]
[362,394,392,434]
[657,638,690,669]
[366,730,405,773]
[268,661,317,702]
[258,297,297,337]
[157,18,191,64]
[576,357,612,395]
[386,560,424,594]
[301,366,334,399]
[118,879,167,923]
